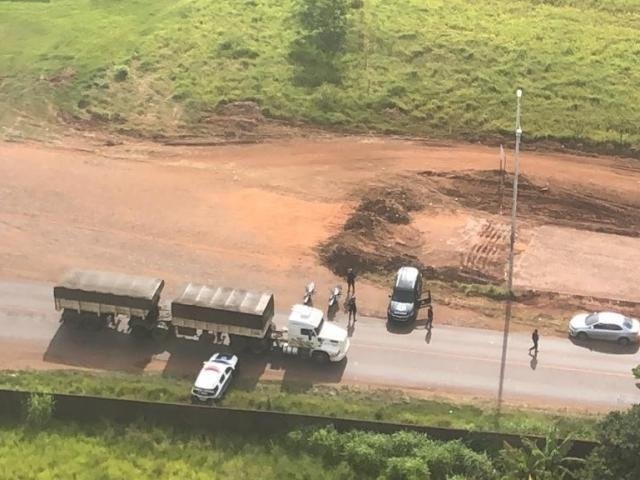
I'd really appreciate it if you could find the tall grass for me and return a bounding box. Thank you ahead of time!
[0,422,347,480]
[0,370,599,439]
[1,0,639,151]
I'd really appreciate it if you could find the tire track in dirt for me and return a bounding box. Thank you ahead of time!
[462,220,509,276]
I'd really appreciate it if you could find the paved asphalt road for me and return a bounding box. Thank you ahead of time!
[0,279,638,409]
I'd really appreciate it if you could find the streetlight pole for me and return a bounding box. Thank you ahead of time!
[507,89,523,294]
[497,88,523,416]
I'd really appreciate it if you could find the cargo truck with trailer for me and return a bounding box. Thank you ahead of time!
[171,282,349,363]
[53,270,349,363]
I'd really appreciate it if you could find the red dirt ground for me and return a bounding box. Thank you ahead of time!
[2,134,640,334]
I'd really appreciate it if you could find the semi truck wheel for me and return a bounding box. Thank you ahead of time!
[61,309,80,327]
[312,351,330,364]
[130,325,150,338]
[82,313,104,331]
[151,322,171,342]
[248,338,268,354]
[199,331,214,343]
[229,334,248,353]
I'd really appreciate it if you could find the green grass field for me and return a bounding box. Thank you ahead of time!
[0,420,504,480]
[1,0,639,151]
[0,422,344,479]
[0,370,599,439]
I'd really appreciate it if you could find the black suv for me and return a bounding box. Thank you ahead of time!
[387,266,423,323]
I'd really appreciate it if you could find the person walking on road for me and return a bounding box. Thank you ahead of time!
[529,328,539,356]
[346,267,356,296]
[347,296,357,324]
[426,304,433,330]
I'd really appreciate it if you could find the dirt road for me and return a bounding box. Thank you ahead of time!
[1,279,638,410]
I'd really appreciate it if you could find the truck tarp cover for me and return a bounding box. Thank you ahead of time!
[53,270,164,311]
[172,283,274,330]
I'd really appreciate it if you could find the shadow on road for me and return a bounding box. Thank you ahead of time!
[386,320,414,335]
[569,337,640,355]
[425,325,432,344]
[274,354,347,385]
[44,321,345,386]
[43,321,164,372]
[385,307,433,336]
[161,337,236,378]
[386,317,430,335]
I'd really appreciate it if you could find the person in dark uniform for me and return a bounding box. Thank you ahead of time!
[346,268,356,296]
[347,296,357,324]
[426,304,433,330]
[529,329,539,356]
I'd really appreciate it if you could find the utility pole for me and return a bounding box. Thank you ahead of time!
[507,89,523,294]
[498,144,506,214]
[497,88,523,415]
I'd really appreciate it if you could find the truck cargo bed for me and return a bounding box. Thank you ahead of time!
[53,270,164,312]
[171,283,274,331]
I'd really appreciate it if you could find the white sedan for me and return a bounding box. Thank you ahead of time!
[569,311,640,346]
[190,353,238,404]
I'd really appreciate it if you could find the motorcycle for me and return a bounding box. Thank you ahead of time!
[327,285,342,320]
[303,282,316,306]
[328,285,342,309]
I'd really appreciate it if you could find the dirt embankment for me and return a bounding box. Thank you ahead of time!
[318,185,425,277]
[423,170,640,237]
[319,169,640,289]
[318,181,493,284]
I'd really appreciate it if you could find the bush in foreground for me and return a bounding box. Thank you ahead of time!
[23,393,55,428]
[581,404,640,480]
[287,427,496,480]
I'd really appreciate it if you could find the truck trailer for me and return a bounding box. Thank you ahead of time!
[53,270,165,337]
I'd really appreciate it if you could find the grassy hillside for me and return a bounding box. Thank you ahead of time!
[1,0,639,151]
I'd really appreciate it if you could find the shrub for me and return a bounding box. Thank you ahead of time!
[113,65,129,82]
[456,282,515,301]
[383,457,430,480]
[23,393,55,428]
[288,427,495,480]
[497,429,583,480]
[582,404,640,480]
[289,0,351,86]
[417,440,495,480]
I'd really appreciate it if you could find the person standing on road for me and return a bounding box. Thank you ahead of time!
[346,268,356,296]
[426,304,433,330]
[347,296,357,324]
[529,329,539,356]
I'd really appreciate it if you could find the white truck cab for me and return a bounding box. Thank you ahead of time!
[285,304,349,363]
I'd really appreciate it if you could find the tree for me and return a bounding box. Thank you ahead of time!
[289,0,351,87]
[497,429,583,480]
[583,404,640,480]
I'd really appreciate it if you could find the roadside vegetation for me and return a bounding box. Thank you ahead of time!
[0,391,637,479]
[0,369,599,439]
[1,0,640,154]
